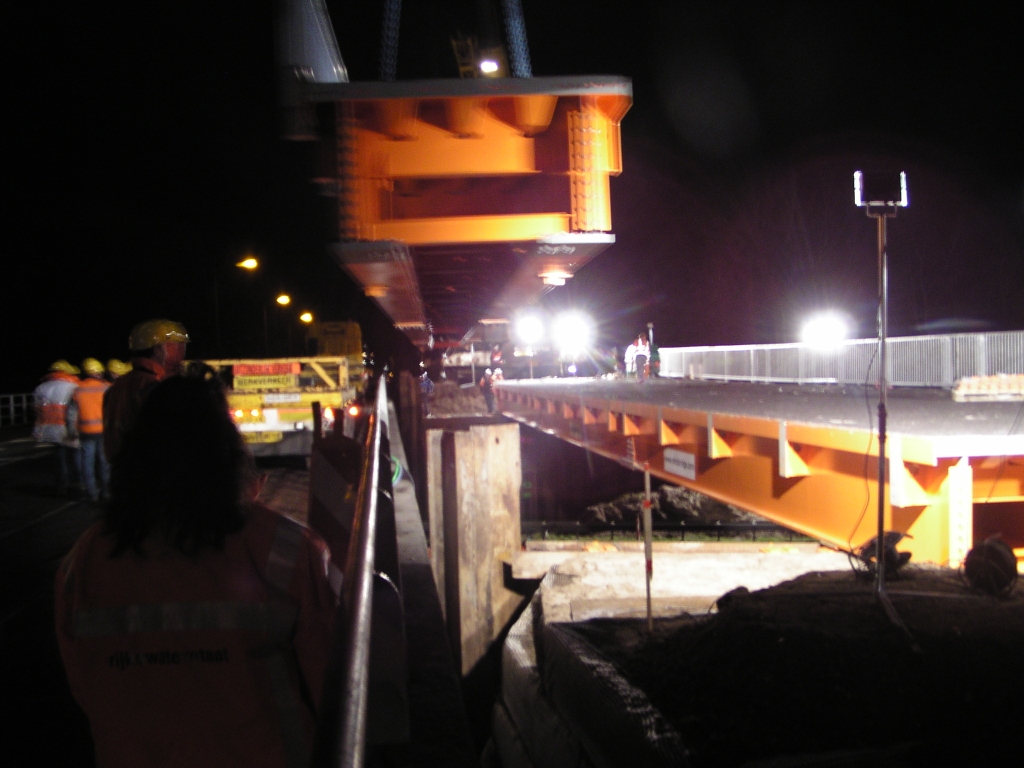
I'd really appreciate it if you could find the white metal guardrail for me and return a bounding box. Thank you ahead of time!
[1,394,34,428]
[659,331,1024,388]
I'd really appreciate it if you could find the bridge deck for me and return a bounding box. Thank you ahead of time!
[495,377,1024,566]
[498,377,1024,443]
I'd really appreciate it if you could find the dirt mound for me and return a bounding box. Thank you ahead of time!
[572,567,1024,766]
[585,485,763,526]
[427,381,488,415]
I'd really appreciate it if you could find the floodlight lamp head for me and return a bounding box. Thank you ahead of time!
[854,171,909,210]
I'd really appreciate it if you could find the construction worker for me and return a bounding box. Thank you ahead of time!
[479,367,495,413]
[72,359,110,503]
[33,360,82,496]
[633,333,651,383]
[103,319,189,462]
[56,376,337,768]
[105,359,131,382]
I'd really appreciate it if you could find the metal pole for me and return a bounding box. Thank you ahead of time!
[643,462,653,632]
[875,212,889,596]
[470,342,476,385]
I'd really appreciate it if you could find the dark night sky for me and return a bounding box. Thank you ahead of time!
[5,1,1022,391]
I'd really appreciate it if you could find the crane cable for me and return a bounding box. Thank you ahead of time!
[379,0,401,81]
[501,0,532,77]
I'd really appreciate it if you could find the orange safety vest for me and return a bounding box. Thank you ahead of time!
[56,503,338,768]
[38,402,68,426]
[74,377,109,435]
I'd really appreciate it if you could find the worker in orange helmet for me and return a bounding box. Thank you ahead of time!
[103,319,189,462]
[72,359,111,503]
[56,376,338,768]
[34,360,82,496]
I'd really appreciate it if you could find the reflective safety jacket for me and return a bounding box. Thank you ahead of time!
[102,357,165,460]
[56,503,339,768]
[33,371,80,444]
[73,377,109,435]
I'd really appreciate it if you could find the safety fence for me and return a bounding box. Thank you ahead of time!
[311,377,404,768]
[659,330,1024,388]
[0,394,34,428]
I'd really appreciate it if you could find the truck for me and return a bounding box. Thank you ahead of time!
[201,357,357,456]
[204,321,366,456]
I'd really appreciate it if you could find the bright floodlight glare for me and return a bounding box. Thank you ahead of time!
[801,313,849,348]
[479,59,499,74]
[299,312,313,323]
[516,315,544,346]
[552,311,593,358]
[276,294,291,306]
[236,257,258,269]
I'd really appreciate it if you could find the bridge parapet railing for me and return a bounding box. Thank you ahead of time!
[1,394,34,428]
[660,330,1024,388]
[311,376,406,768]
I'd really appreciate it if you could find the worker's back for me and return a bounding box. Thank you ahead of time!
[56,503,336,768]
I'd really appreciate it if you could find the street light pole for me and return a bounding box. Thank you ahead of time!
[874,208,892,596]
[854,170,908,597]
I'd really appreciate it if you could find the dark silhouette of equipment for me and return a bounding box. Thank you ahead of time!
[854,531,912,579]
[962,536,1018,596]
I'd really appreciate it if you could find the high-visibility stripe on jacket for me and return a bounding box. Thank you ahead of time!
[74,378,109,435]
[55,502,338,768]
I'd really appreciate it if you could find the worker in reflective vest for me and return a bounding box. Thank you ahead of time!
[72,358,111,503]
[103,319,189,462]
[57,377,338,768]
[34,360,82,495]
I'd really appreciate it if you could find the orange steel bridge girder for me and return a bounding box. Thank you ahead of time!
[496,387,1024,567]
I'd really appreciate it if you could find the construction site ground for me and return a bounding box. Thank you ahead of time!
[517,546,1023,767]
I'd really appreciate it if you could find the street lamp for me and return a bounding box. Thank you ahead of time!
[800,311,849,348]
[515,314,544,378]
[276,294,291,306]
[854,170,909,597]
[299,312,313,323]
[552,311,593,375]
[236,257,259,270]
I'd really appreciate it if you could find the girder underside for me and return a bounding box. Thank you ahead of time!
[496,380,1024,566]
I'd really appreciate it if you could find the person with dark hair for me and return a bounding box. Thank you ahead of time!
[102,318,189,462]
[56,376,338,768]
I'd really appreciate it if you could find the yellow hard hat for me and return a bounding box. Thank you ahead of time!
[49,359,76,374]
[107,359,132,376]
[128,319,190,352]
[81,358,105,376]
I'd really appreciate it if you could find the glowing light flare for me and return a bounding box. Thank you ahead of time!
[347,405,361,417]
[515,315,544,346]
[236,257,258,269]
[479,59,499,74]
[276,294,291,306]
[323,407,334,420]
[299,312,313,323]
[552,311,593,359]
[801,312,850,348]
